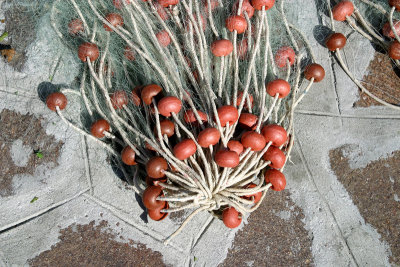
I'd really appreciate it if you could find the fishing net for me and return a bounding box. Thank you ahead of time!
[10,0,323,243]
[318,0,400,110]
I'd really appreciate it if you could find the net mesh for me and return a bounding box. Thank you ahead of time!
[5,0,321,242]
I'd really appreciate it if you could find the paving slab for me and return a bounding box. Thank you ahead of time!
[0,196,186,267]
[221,189,313,267]
[291,113,400,267]
[330,147,400,266]
[0,92,89,231]
[0,10,88,230]
[356,52,400,108]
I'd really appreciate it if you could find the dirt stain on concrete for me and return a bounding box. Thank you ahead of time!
[0,109,63,197]
[221,190,313,267]
[29,220,167,267]
[356,52,400,107]
[329,146,400,265]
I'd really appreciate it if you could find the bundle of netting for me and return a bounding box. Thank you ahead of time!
[45,0,322,243]
[322,0,400,110]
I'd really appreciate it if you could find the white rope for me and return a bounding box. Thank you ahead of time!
[46,0,322,244]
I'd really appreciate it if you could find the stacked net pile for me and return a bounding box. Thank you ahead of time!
[321,0,400,110]
[44,0,323,243]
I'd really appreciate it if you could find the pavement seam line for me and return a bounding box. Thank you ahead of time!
[313,0,343,123]
[329,48,344,127]
[0,85,35,98]
[80,135,93,195]
[82,193,188,254]
[0,188,90,234]
[190,215,214,252]
[295,109,400,119]
[295,139,360,267]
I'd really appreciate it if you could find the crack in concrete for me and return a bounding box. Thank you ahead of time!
[295,109,400,119]
[313,0,344,125]
[190,215,214,252]
[80,135,93,195]
[330,54,344,126]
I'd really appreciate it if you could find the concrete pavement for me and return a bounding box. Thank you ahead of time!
[0,0,399,266]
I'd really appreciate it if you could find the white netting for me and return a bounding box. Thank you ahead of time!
[11,0,323,243]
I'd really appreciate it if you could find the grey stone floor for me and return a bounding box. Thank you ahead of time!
[0,1,399,266]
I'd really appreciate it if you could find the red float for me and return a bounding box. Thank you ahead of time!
[235,91,254,108]
[141,84,162,105]
[332,1,354,21]
[184,110,208,125]
[197,128,221,147]
[389,0,400,11]
[262,146,286,169]
[158,119,175,137]
[131,86,142,106]
[174,139,197,160]
[226,15,248,34]
[325,33,347,51]
[266,79,291,98]
[91,119,110,138]
[156,30,171,47]
[217,105,239,127]
[275,46,295,68]
[389,41,400,60]
[103,13,124,32]
[227,140,244,155]
[148,202,169,221]
[121,146,137,165]
[264,169,286,191]
[68,19,84,35]
[304,64,325,82]
[78,42,99,62]
[222,207,242,228]
[157,96,182,117]
[261,124,287,147]
[233,0,255,18]
[251,0,275,11]
[244,183,262,204]
[241,131,266,151]
[142,186,165,210]
[239,113,258,130]
[46,92,67,111]
[146,157,168,178]
[111,91,129,109]
[211,39,234,57]
[158,0,179,7]
[215,150,240,168]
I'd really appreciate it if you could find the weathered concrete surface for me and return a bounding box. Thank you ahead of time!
[29,220,168,267]
[221,190,314,267]
[0,0,399,266]
[289,114,399,267]
[330,147,400,266]
[0,196,185,266]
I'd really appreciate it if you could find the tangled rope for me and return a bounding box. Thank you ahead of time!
[45,0,321,244]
